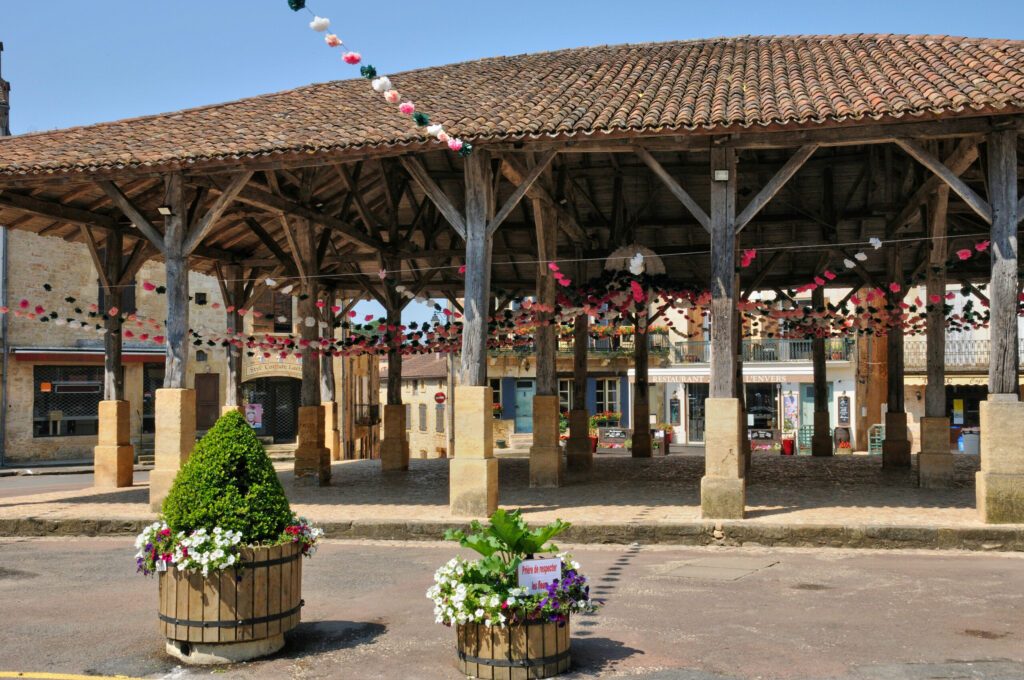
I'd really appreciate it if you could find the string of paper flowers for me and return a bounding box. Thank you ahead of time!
[287,0,472,157]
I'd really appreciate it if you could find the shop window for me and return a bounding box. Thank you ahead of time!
[33,366,105,437]
[436,404,445,433]
[595,379,619,414]
[419,403,427,432]
[558,379,573,411]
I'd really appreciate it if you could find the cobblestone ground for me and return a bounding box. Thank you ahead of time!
[0,453,985,527]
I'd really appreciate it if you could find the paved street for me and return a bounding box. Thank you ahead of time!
[0,472,150,499]
[0,538,1021,679]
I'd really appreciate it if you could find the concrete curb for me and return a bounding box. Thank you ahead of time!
[0,465,153,477]
[1,517,1021,551]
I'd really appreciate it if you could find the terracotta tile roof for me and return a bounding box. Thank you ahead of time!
[3,34,1024,178]
[380,353,448,380]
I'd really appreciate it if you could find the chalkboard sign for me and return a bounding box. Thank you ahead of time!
[597,427,630,449]
[837,396,851,426]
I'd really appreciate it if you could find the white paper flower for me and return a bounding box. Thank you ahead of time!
[869,237,882,249]
[854,252,868,262]
[628,252,645,275]
[309,16,330,32]
[265,277,277,287]
[427,124,444,137]
[371,76,393,93]
[280,284,294,294]
[305,316,316,327]
[844,258,856,269]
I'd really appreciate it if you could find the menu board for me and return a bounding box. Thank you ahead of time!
[597,427,630,448]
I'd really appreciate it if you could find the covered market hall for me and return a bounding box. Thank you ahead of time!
[0,35,1022,524]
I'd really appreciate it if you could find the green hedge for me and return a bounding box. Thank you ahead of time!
[162,410,293,542]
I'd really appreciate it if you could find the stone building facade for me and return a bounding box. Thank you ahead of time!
[379,353,448,458]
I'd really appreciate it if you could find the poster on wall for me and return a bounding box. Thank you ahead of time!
[953,399,964,425]
[837,396,851,426]
[783,394,798,431]
[245,403,264,429]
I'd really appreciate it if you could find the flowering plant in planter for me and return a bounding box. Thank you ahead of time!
[427,509,600,628]
[492,402,503,418]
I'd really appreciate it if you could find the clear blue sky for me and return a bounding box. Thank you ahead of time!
[4,0,1023,323]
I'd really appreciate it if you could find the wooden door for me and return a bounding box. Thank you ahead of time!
[195,374,220,430]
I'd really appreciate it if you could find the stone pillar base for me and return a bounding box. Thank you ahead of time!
[811,410,833,457]
[529,395,563,487]
[918,416,954,488]
[294,405,330,486]
[381,404,409,472]
[450,458,498,517]
[565,410,592,471]
[700,476,746,519]
[151,389,196,510]
[631,430,652,458]
[882,411,911,469]
[977,396,1024,523]
[700,398,745,519]
[95,400,133,488]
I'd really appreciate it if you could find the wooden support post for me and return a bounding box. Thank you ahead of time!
[292,204,330,486]
[219,263,244,412]
[811,285,833,457]
[734,299,749,473]
[883,247,911,469]
[978,130,1024,523]
[530,199,562,486]
[701,147,745,519]
[319,289,341,462]
[566,295,591,470]
[632,306,652,458]
[381,297,409,472]
[451,150,498,516]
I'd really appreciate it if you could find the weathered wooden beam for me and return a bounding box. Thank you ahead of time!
[709,147,737,398]
[400,156,467,239]
[79,225,112,293]
[925,185,949,418]
[890,137,979,235]
[333,162,386,234]
[735,144,818,232]
[162,173,189,388]
[499,155,589,243]
[635,147,711,233]
[460,150,493,386]
[97,181,168,253]
[243,216,293,269]
[986,130,1019,394]
[183,171,253,254]
[0,190,121,231]
[894,138,992,224]
[488,149,556,236]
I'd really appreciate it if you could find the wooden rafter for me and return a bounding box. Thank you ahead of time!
[635,146,711,233]
[183,171,253,253]
[894,138,992,224]
[488,149,557,236]
[97,180,167,254]
[399,156,467,239]
[735,144,818,232]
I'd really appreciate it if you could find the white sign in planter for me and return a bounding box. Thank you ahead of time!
[517,557,562,594]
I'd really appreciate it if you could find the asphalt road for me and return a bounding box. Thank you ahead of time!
[0,471,149,499]
[0,538,1021,680]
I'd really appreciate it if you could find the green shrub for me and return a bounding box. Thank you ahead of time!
[162,410,293,543]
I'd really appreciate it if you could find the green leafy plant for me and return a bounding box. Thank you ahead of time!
[444,509,569,574]
[162,410,293,542]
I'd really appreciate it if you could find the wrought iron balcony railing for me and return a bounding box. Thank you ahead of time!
[353,403,380,426]
[672,338,855,365]
[903,338,1024,371]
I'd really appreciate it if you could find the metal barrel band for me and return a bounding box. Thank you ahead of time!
[159,601,302,629]
[457,648,570,669]
[244,551,302,569]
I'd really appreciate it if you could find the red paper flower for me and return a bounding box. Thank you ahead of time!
[956,249,972,260]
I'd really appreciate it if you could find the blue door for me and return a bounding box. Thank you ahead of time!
[514,380,535,433]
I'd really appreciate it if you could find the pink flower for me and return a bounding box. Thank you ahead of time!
[548,262,560,272]
[558,277,572,287]
[975,240,990,252]
[331,305,341,314]
[956,249,972,260]
[342,51,361,64]
[383,89,400,104]
[316,299,326,308]
[929,294,942,303]
[823,270,836,281]
[108,307,119,316]
[458,264,467,274]
[437,131,449,144]
[349,310,357,318]
[447,138,464,152]
[813,276,825,286]
[888,282,901,293]
[18,299,28,309]
[325,34,341,47]
[399,101,415,115]
[34,305,44,315]
[153,335,165,344]
[364,314,374,321]
[142,281,156,291]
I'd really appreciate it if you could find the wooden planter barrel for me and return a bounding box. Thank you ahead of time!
[456,618,571,679]
[157,541,303,645]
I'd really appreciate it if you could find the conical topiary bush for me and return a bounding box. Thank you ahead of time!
[161,409,293,542]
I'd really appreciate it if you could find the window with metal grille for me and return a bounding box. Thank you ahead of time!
[419,403,427,432]
[33,365,105,437]
[436,404,445,433]
[142,364,164,434]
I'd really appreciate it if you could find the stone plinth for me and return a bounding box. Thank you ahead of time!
[381,404,409,472]
[323,401,342,462]
[700,397,745,519]
[565,409,593,471]
[918,416,954,489]
[811,411,833,457]
[294,405,330,486]
[150,388,196,510]
[94,400,133,488]
[882,411,912,469]
[977,395,1024,523]
[450,386,497,516]
[529,395,563,487]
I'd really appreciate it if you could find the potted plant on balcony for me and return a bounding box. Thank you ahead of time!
[493,402,504,420]
[428,510,600,678]
[133,411,323,664]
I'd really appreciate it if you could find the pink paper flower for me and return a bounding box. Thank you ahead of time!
[383,89,401,104]
[888,282,901,293]
[447,138,464,152]
[548,262,560,272]
[975,240,990,252]
[956,249,972,260]
[349,310,357,318]
[325,34,342,48]
[437,131,449,144]
[823,270,836,280]
[399,101,416,115]
[364,314,374,321]
[813,276,825,286]
[929,294,942,303]
[342,51,361,64]
[18,299,28,309]
[558,277,572,287]
[458,264,467,274]
[142,281,156,291]
[316,300,326,309]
